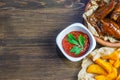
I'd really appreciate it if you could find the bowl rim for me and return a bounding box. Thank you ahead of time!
[84,1,120,47]
[56,23,96,62]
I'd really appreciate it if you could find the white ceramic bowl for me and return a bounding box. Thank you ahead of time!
[56,23,96,62]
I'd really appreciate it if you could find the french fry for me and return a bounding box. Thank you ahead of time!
[102,50,120,60]
[109,59,115,65]
[95,75,110,80]
[107,67,117,80]
[113,59,120,68]
[87,64,107,75]
[116,74,120,80]
[95,58,112,73]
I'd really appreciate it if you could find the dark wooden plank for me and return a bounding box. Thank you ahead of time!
[0,0,89,80]
[0,0,88,10]
[0,45,82,80]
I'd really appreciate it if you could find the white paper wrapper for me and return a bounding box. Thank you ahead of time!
[78,57,95,80]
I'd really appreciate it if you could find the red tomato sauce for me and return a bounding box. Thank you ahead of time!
[62,31,90,57]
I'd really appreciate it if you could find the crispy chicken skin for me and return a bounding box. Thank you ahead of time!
[117,16,120,26]
[89,14,103,36]
[94,0,116,20]
[111,2,120,21]
[101,19,120,39]
[96,0,107,7]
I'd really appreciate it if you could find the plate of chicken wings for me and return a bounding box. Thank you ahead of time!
[83,0,120,47]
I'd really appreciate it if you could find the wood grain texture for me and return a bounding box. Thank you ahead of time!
[0,0,88,80]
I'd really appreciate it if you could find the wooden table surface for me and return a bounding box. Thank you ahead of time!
[0,0,89,80]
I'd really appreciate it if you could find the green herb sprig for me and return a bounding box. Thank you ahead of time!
[67,33,85,55]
